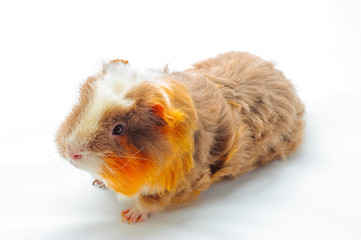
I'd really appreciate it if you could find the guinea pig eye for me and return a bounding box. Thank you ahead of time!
[112,124,125,136]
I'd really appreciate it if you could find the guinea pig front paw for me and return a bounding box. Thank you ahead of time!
[121,207,150,224]
[92,179,106,189]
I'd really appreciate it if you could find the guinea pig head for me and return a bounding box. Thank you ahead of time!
[56,62,197,197]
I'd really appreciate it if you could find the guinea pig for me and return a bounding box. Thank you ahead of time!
[56,52,304,223]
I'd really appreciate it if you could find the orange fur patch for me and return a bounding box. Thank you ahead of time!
[100,124,194,196]
[100,82,197,197]
[100,148,156,196]
[147,84,196,192]
[100,115,195,196]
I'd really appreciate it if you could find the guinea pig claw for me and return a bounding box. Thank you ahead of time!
[121,209,130,217]
[121,208,150,224]
[92,179,106,189]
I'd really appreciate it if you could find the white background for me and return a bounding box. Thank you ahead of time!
[0,0,360,239]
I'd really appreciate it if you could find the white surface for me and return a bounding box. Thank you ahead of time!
[0,0,360,239]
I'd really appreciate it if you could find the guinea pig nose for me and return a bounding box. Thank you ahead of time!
[66,144,84,160]
[66,146,83,161]
[72,154,82,160]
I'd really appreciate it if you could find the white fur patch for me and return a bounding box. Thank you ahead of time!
[71,64,140,140]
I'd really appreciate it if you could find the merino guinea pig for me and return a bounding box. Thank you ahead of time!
[56,52,304,223]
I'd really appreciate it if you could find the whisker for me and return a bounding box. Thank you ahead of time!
[104,154,152,162]
[108,147,145,170]
[102,163,118,176]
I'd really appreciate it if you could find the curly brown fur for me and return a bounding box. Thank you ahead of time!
[137,52,304,211]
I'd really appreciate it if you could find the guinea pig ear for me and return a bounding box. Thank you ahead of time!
[150,103,174,125]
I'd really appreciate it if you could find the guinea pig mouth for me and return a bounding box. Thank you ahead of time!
[69,159,80,168]
[66,153,105,175]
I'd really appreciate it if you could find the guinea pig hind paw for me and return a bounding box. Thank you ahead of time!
[121,208,150,224]
[92,179,106,189]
